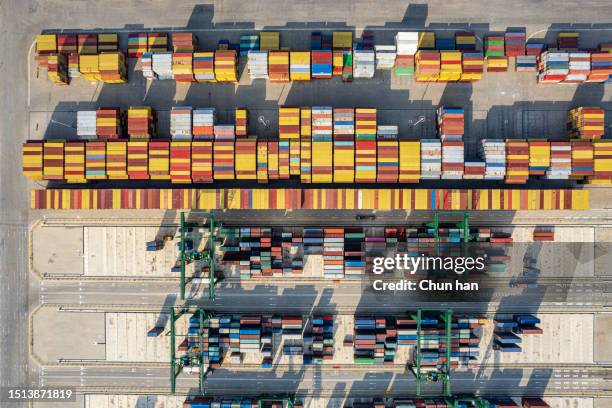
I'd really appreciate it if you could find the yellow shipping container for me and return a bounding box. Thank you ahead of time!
[129,107,152,118]
[106,142,128,179]
[37,34,57,53]
[333,32,353,49]
[98,33,118,51]
[23,144,44,180]
[290,51,311,81]
[260,32,280,51]
[64,144,86,183]
[279,107,300,139]
[399,141,421,183]
[257,142,268,183]
[79,54,100,81]
[418,32,435,49]
[311,141,333,183]
[333,147,355,183]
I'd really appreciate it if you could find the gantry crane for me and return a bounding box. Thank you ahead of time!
[425,211,470,253]
[407,308,453,397]
[170,307,215,395]
[179,211,219,301]
[258,394,296,408]
[445,396,489,408]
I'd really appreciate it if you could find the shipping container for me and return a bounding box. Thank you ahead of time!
[98,51,127,83]
[311,107,333,183]
[127,33,148,58]
[128,107,156,139]
[567,107,605,139]
[214,50,238,82]
[170,107,193,140]
[172,52,194,82]
[333,108,355,183]
[105,141,128,179]
[290,51,311,81]
[235,138,257,180]
[127,141,149,179]
[85,141,106,180]
[354,109,377,183]
[22,141,44,180]
[259,32,280,51]
[172,32,197,53]
[43,141,64,180]
[300,108,312,183]
[64,141,86,183]
[247,51,268,80]
[170,141,191,183]
[194,52,216,82]
[191,140,213,182]
[268,51,290,82]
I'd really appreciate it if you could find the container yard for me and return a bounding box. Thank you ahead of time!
[34,30,612,86]
[5,1,612,408]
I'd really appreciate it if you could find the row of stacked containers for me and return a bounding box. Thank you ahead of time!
[353,315,483,366]
[29,188,589,210]
[23,106,611,184]
[25,137,612,184]
[218,225,512,279]
[181,313,333,368]
[36,30,612,84]
[183,398,552,408]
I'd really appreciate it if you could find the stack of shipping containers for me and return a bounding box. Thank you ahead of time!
[269,51,290,82]
[505,140,530,183]
[438,106,465,179]
[290,51,311,81]
[376,126,399,183]
[311,107,333,183]
[214,50,238,82]
[64,141,86,183]
[567,107,605,139]
[170,141,191,183]
[247,50,269,80]
[170,107,193,140]
[355,108,377,183]
[106,141,128,179]
[300,108,312,183]
[213,125,236,180]
[324,228,344,279]
[333,108,355,183]
[194,52,216,82]
[399,140,421,183]
[485,35,508,72]
[394,32,418,75]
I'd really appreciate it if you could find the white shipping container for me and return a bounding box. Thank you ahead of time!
[247,50,269,79]
[375,45,397,69]
[152,52,173,80]
[170,107,193,140]
[353,50,375,78]
[77,110,97,139]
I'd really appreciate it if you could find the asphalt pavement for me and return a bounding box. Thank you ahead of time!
[37,366,610,396]
[39,280,611,313]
